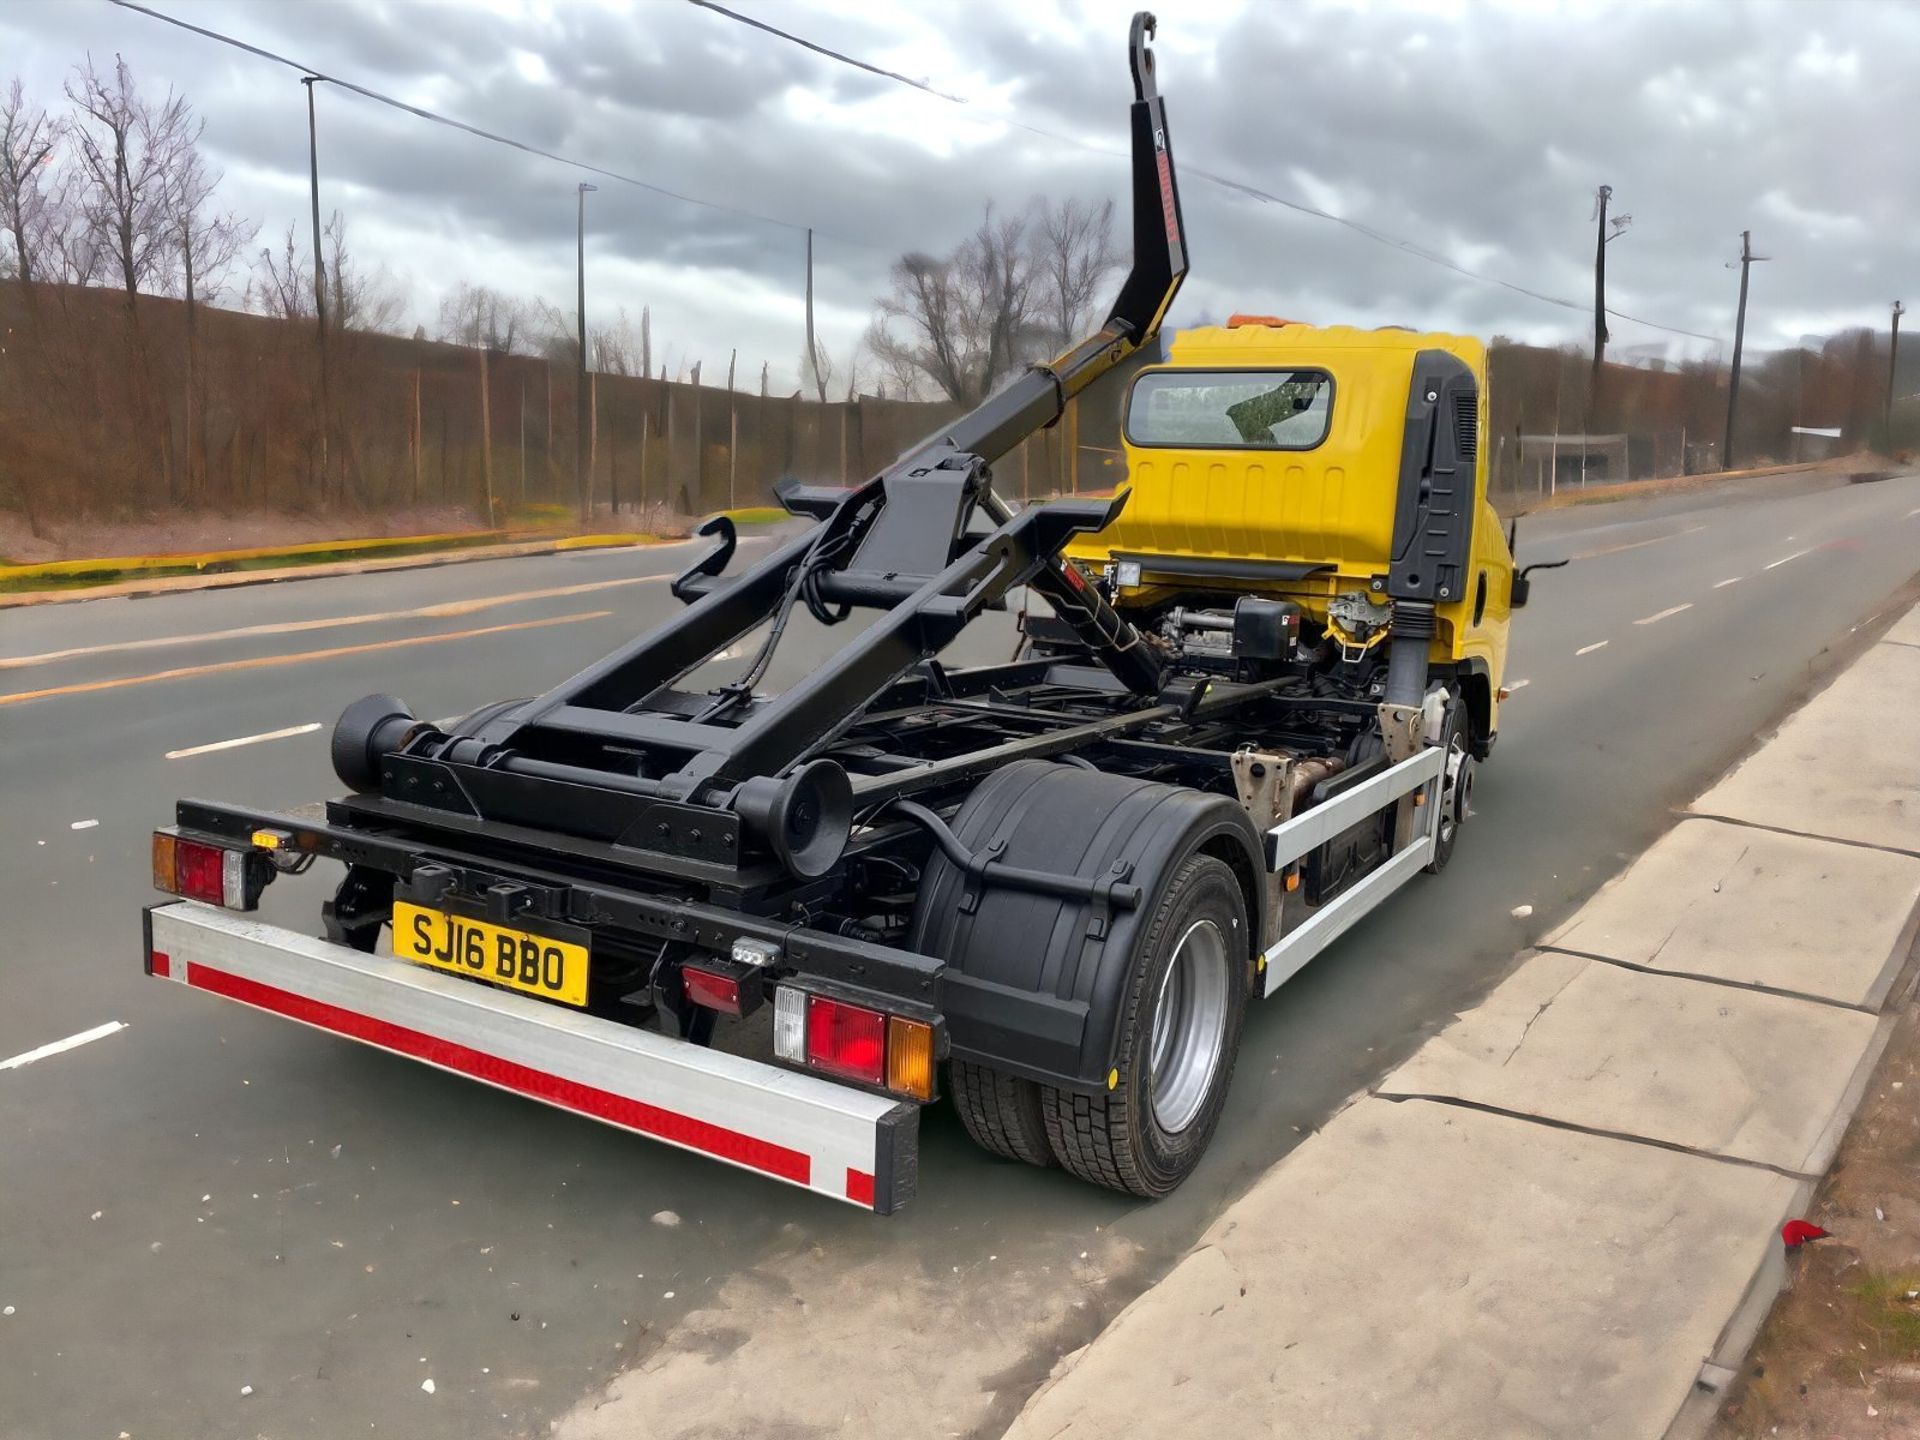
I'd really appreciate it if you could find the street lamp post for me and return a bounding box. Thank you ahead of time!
[576,181,596,524]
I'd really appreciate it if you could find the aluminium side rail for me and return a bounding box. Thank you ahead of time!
[144,902,917,1212]
[1261,747,1445,996]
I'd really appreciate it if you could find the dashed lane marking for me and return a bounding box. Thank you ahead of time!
[1575,641,1610,656]
[0,576,669,671]
[166,723,324,760]
[1572,525,1706,561]
[1634,603,1694,626]
[1,1021,127,1072]
[0,612,613,708]
[1713,577,1743,588]
[1764,549,1811,570]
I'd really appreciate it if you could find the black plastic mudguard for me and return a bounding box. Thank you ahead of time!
[909,759,1263,1092]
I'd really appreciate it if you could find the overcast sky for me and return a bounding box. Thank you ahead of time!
[5,0,1915,392]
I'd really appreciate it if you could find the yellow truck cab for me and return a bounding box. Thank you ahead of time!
[1071,320,1517,758]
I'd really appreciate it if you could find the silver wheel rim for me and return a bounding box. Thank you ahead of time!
[1439,735,1473,845]
[1147,918,1231,1134]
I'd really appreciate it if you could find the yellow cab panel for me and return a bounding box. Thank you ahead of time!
[1067,322,1516,744]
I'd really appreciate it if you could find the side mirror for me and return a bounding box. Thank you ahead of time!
[1511,558,1569,609]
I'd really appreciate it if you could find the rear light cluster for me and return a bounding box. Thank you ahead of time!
[772,987,936,1103]
[152,832,265,910]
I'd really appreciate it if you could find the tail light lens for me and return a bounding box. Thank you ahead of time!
[152,832,256,910]
[682,965,744,1017]
[804,995,887,1086]
[885,1016,936,1102]
[771,986,939,1100]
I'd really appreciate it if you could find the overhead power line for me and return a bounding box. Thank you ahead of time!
[685,0,967,103]
[108,0,881,247]
[684,0,1726,344]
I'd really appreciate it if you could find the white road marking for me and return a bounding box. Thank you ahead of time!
[1506,678,1530,691]
[1571,524,1706,561]
[1713,577,1743,588]
[0,574,670,672]
[1634,603,1694,626]
[166,723,323,760]
[0,1020,126,1071]
[69,818,99,830]
[1764,548,1811,570]
[1907,507,1920,518]
[1575,640,1610,656]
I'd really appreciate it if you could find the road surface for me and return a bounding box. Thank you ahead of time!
[3,469,1918,1439]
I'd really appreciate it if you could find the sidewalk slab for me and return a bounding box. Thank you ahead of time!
[1378,951,1878,1172]
[1886,605,1920,648]
[1690,637,1920,853]
[1005,1099,1794,1440]
[1543,818,1920,1008]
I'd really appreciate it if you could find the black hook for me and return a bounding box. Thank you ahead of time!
[1129,12,1158,103]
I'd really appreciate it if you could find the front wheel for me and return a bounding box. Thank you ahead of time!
[1424,696,1474,874]
[1041,854,1248,1198]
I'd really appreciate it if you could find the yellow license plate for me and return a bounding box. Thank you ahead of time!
[392,902,590,1008]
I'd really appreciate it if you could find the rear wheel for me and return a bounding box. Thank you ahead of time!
[1041,854,1248,1198]
[950,1061,1056,1168]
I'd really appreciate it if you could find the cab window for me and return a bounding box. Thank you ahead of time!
[1126,369,1333,450]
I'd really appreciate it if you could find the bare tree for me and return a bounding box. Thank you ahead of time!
[1034,195,1118,351]
[799,340,835,400]
[436,281,534,353]
[162,146,254,499]
[323,211,403,333]
[0,79,60,283]
[248,223,311,320]
[250,212,403,331]
[590,306,645,375]
[866,204,1042,406]
[65,54,197,309]
[163,148,253,312]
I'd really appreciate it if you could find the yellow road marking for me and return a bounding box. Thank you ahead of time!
[0,576,666,672]
[0,612,612,708]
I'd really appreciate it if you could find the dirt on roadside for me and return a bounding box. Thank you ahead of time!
[1711,985,1920,1439]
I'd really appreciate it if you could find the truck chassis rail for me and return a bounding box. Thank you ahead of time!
[144,901,917,1212]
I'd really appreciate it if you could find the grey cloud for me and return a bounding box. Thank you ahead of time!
[4,0,1915,389]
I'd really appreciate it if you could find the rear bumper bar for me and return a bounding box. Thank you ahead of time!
[144,901,917,1212]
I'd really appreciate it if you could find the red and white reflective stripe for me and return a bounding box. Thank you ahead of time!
[145,902,914,1211]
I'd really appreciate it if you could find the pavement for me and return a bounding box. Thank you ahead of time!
[2,467,1919,1439]
[1003,572,1920,1438]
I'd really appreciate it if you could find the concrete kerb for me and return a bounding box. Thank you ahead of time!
[998,606,1920,1440]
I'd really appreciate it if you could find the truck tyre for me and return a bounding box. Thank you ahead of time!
[1040,854,1248,1198]
[1424,696,1473,875]
[949,1061,1056,1169]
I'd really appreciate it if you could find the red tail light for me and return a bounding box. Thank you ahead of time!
[152,831,260,910]
[175,841,227,905]
[682,965,744,1017]
[803,995,886,1086]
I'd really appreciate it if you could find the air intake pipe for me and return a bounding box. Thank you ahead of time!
[1382,600,1436,710]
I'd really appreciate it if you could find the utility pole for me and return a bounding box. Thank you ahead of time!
[1591,186,1630,425]
[1888,300,1905,447]
[805,228,826,403]
[1723,230,1767,469]
[575,182,596,523]
[1591,185,1611,382]
[302,77,332,498]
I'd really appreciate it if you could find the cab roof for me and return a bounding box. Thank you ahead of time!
[1166,323,1487,371]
